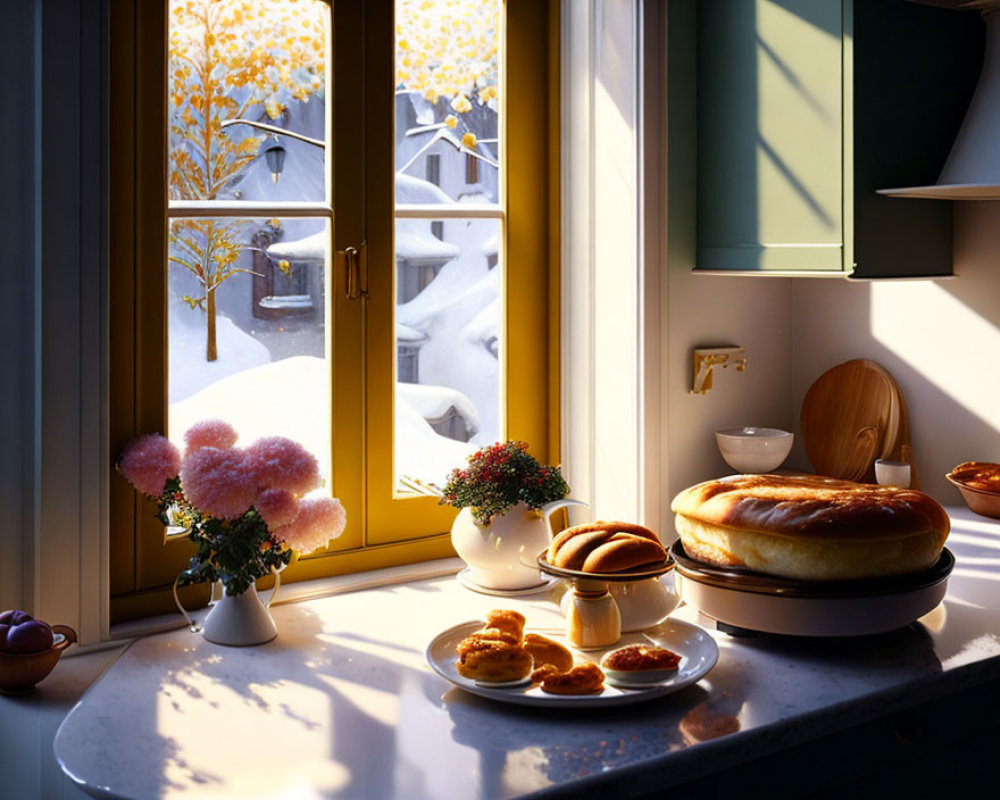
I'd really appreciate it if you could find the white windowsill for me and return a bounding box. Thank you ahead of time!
[102,557,465,648]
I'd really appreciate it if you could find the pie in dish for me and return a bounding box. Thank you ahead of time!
[948,461,1000,493]
[670,474,949,581]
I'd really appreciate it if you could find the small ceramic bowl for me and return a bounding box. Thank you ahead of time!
[946,473,1000,519]
[0,625,77,695]
[715,427,793,473]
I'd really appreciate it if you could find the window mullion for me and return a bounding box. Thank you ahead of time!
[168,201,333,218]
[394,203,504,220]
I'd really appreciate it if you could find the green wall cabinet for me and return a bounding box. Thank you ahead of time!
[696,0,982,278]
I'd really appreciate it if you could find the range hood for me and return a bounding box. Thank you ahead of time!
[880,0,1000,199]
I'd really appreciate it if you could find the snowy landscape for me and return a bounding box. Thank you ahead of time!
[168,92,502,487]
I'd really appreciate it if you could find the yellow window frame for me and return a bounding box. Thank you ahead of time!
[109,0,559,623]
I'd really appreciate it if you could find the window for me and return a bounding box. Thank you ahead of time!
[110,0,556,621]
[426,153,441,186]
[465,152,480,184]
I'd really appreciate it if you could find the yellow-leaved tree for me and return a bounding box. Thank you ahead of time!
[395,0,499,149]
[168,0,326,361]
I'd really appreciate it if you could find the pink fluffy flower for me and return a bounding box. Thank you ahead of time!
[243,436,321,495]
[273,497,346,555]
[180,447,256,520]
[118,434,182,496]
[255,488,299,529]
[184,419,239,456]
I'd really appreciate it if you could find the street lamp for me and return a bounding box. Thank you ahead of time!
[263,135,286,183]
[220,118,325,184]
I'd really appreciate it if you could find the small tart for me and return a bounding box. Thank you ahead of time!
[601,644,681,687]
[602,644,681,672]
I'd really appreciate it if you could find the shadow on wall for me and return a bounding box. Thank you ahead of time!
[790,202,1000,501]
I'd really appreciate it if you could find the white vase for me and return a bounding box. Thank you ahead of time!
[451,499,587,591]
[201,584,278,646]
[174,571,281,647]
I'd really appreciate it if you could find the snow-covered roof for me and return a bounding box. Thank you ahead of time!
[396,322,429,344]
[395,172,454,204]
[266,231,326,264]
[396,128,499,176]
[397,382,479,436]
[480,234,498,258]
[396,220,460,262]
[265,218,458,265]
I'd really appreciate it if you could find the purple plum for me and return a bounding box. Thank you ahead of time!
[0,623,8,650]
[0,610,32,626]
[5,619,54,654]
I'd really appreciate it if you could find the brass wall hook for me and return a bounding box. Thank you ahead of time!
[692,347,747,394]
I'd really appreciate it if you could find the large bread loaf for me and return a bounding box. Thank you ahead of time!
[670,474,949,581]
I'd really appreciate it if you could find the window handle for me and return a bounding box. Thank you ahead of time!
[343,243,367,300]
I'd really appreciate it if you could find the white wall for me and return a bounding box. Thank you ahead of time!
[665,273,795,501]
[791,202,1000,502]
[663,202,1000,509]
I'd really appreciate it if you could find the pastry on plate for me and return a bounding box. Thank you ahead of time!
[485,609,526,641]
[523,633,573,673]
[535,661,605,695]
[455,609,533,683]
[671,474,950,581]
[456,638,533,683]
[548,521,667,573]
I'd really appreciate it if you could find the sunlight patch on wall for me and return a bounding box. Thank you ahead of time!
[870,280,1000,432]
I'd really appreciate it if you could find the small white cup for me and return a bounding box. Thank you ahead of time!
[875,459,911,488]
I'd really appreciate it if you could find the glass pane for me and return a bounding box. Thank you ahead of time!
[394,0,501,205]
[394,217,500,489]
[168,216,330,479]
[168,0,328,203]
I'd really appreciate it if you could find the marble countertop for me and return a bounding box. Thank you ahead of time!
[51,506,1000,799]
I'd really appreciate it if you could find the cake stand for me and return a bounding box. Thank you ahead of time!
[536,553,674,649]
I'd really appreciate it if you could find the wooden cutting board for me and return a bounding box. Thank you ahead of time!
[801,359,916,485]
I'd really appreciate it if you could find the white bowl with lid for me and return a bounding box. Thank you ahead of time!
[715,427,793,474]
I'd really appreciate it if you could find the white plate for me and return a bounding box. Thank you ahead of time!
[426,618,718,708]
[456,568,558,597]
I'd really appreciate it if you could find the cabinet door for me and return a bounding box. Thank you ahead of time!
[698,0,846,273]
[851,0,981,279]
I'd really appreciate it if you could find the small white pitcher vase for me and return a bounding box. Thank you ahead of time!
[451,498,587,591]
[174,571,281,647]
